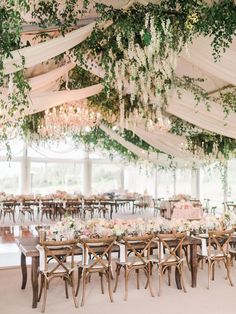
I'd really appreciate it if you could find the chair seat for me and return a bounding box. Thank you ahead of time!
[149,254,183,264]
[116,255,149,266]
[42,262,75,275]
[78,259,109,269]
[229,249,236,255]
[197,250,229,259]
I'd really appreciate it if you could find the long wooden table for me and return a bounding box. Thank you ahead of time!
[16,236,200,309]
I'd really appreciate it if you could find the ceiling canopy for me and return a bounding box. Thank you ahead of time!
[1,0,236,167]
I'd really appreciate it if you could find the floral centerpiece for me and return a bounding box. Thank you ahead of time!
[173,194,191,201]
[49,216,81,240]
[221,211,236,230]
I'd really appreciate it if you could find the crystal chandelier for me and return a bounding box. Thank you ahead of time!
[38,100,101,139]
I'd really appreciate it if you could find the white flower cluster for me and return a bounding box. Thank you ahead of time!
[110,15,182,125]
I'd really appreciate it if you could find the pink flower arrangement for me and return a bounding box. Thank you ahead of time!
[45,212,235,240]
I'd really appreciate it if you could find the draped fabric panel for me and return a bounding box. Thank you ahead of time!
[183,36,236,85]
[27,84,103,114]
[4,21,99,74]
[167,91,236,139]
[0,63,75,96]
[130,124,193,159]
[100,124,192,167]
[0,83,103,115]
[3,0,136,74]
[29,62,75,91]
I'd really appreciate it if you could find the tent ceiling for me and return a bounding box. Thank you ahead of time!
[2,0,236,165]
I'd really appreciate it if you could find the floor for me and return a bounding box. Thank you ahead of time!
[0,262,236,314]
[1,210,236,314]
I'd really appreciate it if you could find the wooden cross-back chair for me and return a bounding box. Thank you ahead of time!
[36,239,78,313]
[197,229,234,289]
[113,234,154,301]
[76,236,116,306]
[152,198,164,217]
[151,232,187,296]
[19,200,35,222]
[2,201,16,223]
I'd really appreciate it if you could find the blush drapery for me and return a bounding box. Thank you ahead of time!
[182,36,236,85]
[129,124,193,159]
[167,90,236,139]
[100,124,194,167]
[3,0,136,74]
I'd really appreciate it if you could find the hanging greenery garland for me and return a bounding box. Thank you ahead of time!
[171,118,236,160]
[2,0,236,161]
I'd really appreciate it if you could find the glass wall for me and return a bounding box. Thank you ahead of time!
[31,162,83,194]
[227,159,236,202]
[0,162,20,194]
[175,168,192,196]
[156,169,174,198]
[92,163,122,194]
[200,164,224,212]
[0,141,235,212]
[124,165,155,196]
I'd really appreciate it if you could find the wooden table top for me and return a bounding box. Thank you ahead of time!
[16,236,200,258]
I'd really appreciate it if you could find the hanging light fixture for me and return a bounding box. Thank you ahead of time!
[38,100,101,139]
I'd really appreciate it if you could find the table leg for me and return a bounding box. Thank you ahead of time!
[110,205,114,220]
[132,201,135,215]
[31,256,39,308]
[190,242,198,288]
[21,253,27,289]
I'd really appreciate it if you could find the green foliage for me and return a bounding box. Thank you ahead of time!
[73,127,139,162]
[73,125,160,162]
[171,117,236,160]
[2,0,236,162]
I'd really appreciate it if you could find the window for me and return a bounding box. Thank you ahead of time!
[92,163,122,194]
[0,162,20,194]
[124,165,155,196]
[175,168,192,196]
[200,164,224,212]
[156,169,174,198]
[227,159,236,202]
[31,162,83,194]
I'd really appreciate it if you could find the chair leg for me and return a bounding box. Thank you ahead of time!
[211,262,215,281]
[183,246,191,271]
[158,267,163,297]
[64,278,69,299]
[113,264,121,293]
[208,261,211,290]
[41,278,48,313]
[148,263,155,297]
[75,267,82,297]
[124,267,128,301]
[100,273,104,294]
[136,269,140,289]
[71,273,78,308]
[38,274,44,302]
[81,271,87,307]
[107,268,114,303]
[167,267,171,286]
[225,259,234,287]
[179,263,187,293]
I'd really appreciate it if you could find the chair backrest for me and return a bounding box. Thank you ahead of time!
[156,232,186,264]
[122,234,154,265]
[79,237,116,270]
[208,229,233,256]
[36,239,78,274]
[223,201,234,212]
[152,198,163,208]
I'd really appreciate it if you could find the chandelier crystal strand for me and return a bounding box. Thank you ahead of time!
[38,100,101,140]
